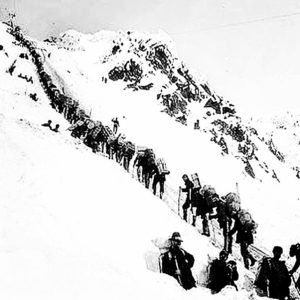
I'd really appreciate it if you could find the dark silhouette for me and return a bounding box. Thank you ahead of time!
[41,120,52,129]
[181,174,194,222]
[255,246,291,300]
[207,250,239,293]
[161,232,196,290]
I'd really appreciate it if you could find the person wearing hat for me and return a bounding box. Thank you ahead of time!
[207,250,239,293]
[289,243,300,289]
[161,232,196,290]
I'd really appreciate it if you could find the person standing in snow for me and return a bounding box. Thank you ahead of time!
[180,174,194,222]
[289,243,300,290]
[255,246,291,300]
[161,232,196,290]
[41,120,52,129]
[207,250,239,293]
[112,117,119,134]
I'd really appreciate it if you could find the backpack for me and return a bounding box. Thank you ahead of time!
[237,209,257,231]
[125,141,136,156]
[102,126,115,144]
[144,149,156,167]
[191,173,201,190]
[224,192,241,216]
[201,185,218,208]
[156,158,170,175]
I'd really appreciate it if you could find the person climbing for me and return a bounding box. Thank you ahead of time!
[229,209,256,269]
[152,164,167,199]
[255,246,291,300]
[192,188,216,235]
[161,232,196,290]
[289,243,300,290]
[180,174,194,222]
[207,250,239,293]
[210,193,240,254]
[112,117,119,134]
[41,120,52,129]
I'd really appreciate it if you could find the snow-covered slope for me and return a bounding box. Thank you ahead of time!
[1,21,300,299]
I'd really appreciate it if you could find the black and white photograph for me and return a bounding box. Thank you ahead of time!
[1,0,300,299]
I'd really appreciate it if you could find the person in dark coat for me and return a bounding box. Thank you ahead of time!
[41,120,52,129]
[289,243,300,289]
[152,165,166,199]
[208,250,239,293]
[210,197,234,253]
[112,117,119,134]
[181,174,194,222]
[255,246,291,300]
[229,215,256,269]
[161,232,196,290]
[191,189,213,236]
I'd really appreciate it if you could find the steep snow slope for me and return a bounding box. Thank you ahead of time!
[0,24,260,300]
[35,26,300,250]
[1,21,300,299]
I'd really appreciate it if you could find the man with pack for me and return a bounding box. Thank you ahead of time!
[152,158,169,199]
[121,141,135,172]
[180,174,194,222]
[161,232,196,290]
[207,250,239,293]
[111,117,120,134]
[289,243,300,290]
[229,209,256,269]
[255,246,291,299]
[210,192,241,253]
[195,185,218,236]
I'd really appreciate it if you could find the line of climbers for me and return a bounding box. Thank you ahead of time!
[179,174,257,270]
[7,22,300,299]
[6,22,170,197]
[161,232,300,299]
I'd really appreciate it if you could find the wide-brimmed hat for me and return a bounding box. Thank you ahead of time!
[170,232,183,242]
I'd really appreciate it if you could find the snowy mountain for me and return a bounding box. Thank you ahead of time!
[1,20,300,299]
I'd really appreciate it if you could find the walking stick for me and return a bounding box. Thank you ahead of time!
[178,187,182,217]
[174,256,183,287]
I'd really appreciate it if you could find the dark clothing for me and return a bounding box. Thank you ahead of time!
[41,122,52,129]
[255,257,291,300]
[210,201,233,253]
[208,259,239,293]
[112,118,119,134]
[182,179,194,221]
[152,173,166,198]
[290,247,300,274]
[230,217,255,268]
[161,246,196,290]
[290,246,300,290]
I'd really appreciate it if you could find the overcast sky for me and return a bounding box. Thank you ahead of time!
[1,0,300,117]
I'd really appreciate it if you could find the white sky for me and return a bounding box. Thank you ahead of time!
[1,0,300,117]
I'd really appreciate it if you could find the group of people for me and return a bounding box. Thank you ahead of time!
[133,149,170,199]
[161,232,239,293]
[8,22,300,300]
[161,232,300,299]
[180,174,256,270]
[7,22,170,189]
